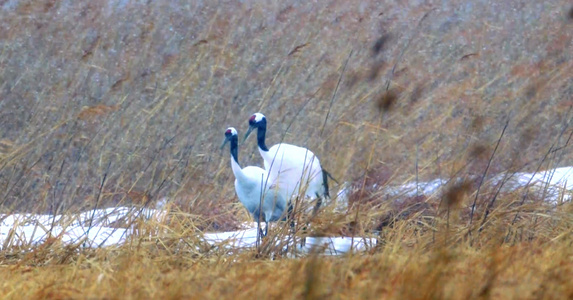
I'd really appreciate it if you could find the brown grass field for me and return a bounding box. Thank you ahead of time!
[1,0,573,299]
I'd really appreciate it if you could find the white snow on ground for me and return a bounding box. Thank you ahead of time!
[0,206,161,249]
[1,166,572,254]
[386,178,448,198]
[203,224,377,255]
[336,166,573,205]
[496,166,573,203]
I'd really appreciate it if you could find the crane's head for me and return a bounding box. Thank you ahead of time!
[220,127,238,150]
[244,112,266,142]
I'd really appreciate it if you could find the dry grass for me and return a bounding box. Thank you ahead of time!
[2,241,573,299]
[1,0,573,298]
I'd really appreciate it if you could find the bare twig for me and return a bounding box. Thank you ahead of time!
[86,160,112,243]
[469,118,510,221]
[478,170,516,235]
[320,49,353,136]
[385,10,433,91]
[468,118,510,233]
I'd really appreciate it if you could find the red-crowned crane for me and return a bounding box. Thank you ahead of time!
[243,113,330,213]
[221,127,287,239]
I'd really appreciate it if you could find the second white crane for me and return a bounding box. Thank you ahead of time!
[243,113,330,208]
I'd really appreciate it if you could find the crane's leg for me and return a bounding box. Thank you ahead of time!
[287,201,295,229]
[258,221,265,239]
[258,214,270,243]
[256,219,262,248]
[312,192,322,217]
[287,200,306,249]
[264,220,269,236]
[283,201,294,253]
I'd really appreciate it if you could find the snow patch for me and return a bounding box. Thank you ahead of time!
[1,166,572,254]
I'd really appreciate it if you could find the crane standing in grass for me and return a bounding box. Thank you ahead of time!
[243,113,331,215]
[221,127,287,240]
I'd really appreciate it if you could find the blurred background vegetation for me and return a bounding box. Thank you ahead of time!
[0,0,572,229]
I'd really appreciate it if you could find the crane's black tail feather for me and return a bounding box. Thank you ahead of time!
[321,169,339,198]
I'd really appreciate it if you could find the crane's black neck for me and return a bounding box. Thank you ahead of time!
[257,122,269,152]
[229,135,240,166]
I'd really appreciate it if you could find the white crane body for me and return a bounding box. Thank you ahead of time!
[259,143,324,201]
[222,127,287,236]
[245,113,328,203]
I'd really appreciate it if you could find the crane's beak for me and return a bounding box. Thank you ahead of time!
[220,136,230,150]
[243,125,255,143]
